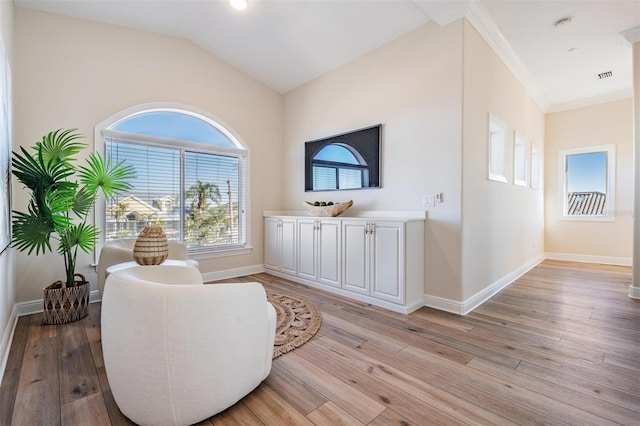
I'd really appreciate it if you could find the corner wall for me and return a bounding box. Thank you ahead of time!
[13,8,284,302]
[545,99,634,263]
[461,20,545,304]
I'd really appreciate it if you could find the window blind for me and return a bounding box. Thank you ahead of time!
[105,138,246,251]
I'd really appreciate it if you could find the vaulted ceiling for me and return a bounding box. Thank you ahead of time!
[15,0,640,111]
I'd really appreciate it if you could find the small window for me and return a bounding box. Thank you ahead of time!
[530,147,541,189]
[559,145,615,221]
[514,132,527,186]
[488,114,508,183]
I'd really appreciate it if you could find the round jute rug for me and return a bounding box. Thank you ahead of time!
[267,292,322,358]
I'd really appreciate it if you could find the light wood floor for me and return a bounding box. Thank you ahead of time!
[1,260,638,425]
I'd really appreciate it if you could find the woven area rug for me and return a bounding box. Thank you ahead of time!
[267,292,322,358]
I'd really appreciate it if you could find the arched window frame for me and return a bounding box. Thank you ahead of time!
[311,143,369,190]
[94,102,251,261]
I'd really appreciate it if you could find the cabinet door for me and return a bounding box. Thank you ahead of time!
[280,218,297,275]
[297,219,317,281]
[342,221,369,295]
[264,218,280,270]
[318,220,341,288]
[370,221,404,304]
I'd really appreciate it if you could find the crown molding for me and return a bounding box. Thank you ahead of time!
[464,0,548,112]
[546,89,633,113]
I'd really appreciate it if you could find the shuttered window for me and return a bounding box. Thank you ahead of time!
[99,108,248,254]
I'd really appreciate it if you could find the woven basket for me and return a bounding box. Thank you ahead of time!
[304,200,353,217]
[133,226,169,265]
[43,274,90,325]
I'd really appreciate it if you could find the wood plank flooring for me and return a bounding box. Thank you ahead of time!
[1,260,638,425]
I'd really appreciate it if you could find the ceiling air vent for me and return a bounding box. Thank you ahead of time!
[597,71,613,79]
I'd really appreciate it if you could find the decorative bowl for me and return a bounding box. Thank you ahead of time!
[304,200,353,217]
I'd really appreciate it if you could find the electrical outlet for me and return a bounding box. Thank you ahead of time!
[423,195,435,207]
[435,193,443,203]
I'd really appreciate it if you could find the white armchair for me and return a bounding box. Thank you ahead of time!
[101,265,277,426]
[97,238,199,296]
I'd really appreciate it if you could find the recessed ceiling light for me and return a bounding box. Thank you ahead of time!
[230,0,247,11]
[554,16,573,27]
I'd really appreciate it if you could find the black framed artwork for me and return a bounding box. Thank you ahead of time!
[304,124,381,192]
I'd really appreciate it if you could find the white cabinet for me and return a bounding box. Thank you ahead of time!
[264,214,424,314]
[343,220,404,304]
[297,219,341,288]
[264,217,296,275]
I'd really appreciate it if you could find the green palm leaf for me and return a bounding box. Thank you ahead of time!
[11,209,53,255]
[58,223,99,255]
[37,128,86,166]
[78,154,135,200]
[72,186,96,217]
[44,183,76,233]
[13,146,75,193]
[12,146,65,190]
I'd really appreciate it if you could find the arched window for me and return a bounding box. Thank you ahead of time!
[311,143,369,190]
[96,104,249,256]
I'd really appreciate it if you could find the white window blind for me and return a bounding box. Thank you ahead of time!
[105,137,246,251]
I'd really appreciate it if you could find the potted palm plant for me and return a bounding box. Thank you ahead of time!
[12,129,134,324]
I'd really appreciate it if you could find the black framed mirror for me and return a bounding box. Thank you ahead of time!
[304,124,381,192]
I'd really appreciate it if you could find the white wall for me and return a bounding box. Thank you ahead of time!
[461,21,545,301]
[545,99,634,262]
[284,22,464,301]
[13,8,284,302]
[0,0,15,380]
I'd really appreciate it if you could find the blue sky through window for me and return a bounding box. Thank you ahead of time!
[113,111,235,147]
[567,151,606,193]
[314,144,359,164]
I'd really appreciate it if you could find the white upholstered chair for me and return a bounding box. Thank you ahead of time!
[101,265,277,426]
[97,238,199,296]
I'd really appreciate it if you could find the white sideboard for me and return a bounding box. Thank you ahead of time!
[264,212,425,314]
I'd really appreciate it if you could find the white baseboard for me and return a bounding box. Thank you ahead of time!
[629,285,640,299]
[13,265,267,316]
[545,252,632,266]
[201,264,265,283]
[15,289,103,316]
[0,304,18,386]
[424,254,545,316]
[423,294,464,315]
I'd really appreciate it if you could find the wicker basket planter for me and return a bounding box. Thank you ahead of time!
[304,200,353,217]
[133,226,169,265]
[43,274,90,325]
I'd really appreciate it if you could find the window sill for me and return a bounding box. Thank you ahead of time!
[188,245,253,261]
[559,215,615,222]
